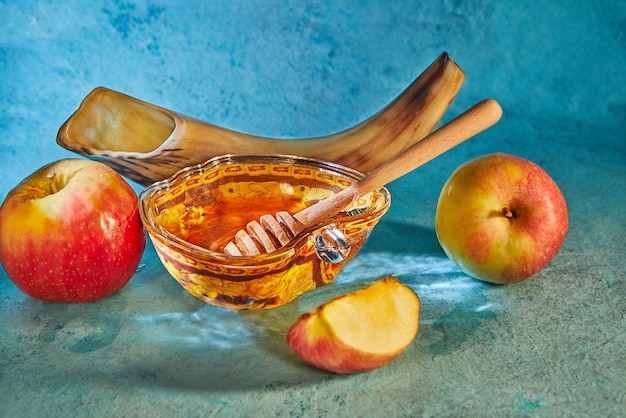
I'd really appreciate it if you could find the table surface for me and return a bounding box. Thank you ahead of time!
[1,1,625,417]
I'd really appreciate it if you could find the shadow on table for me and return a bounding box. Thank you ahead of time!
[8,220,497,392]
[359,218,445,255]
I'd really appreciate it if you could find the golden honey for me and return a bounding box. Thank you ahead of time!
[139,155,390,310]
[156,181,309,252]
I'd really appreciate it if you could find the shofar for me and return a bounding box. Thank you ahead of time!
[56,52,465,186]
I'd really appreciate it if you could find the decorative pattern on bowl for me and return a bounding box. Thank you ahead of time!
[139,154,391,310]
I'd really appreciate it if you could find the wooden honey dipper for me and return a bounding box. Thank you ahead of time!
[224,99,503,256]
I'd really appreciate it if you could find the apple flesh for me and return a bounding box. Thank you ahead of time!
[435,152,568,284]
[285,276,420,374]
[0,159,146,302]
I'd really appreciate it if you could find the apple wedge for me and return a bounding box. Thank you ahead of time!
[285,276,420,374]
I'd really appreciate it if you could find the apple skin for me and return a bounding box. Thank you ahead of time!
[285,276,420,374]
[435,152,568,284]
[0,159,146,302]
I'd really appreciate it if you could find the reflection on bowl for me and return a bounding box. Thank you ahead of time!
[139,154,390,310]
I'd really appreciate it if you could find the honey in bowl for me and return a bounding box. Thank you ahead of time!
[157,179,326,252]
[139,155,391,310]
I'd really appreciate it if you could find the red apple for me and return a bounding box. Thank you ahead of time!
[435,152,568,284]
[285,276,420,374]
[0,159,146,302]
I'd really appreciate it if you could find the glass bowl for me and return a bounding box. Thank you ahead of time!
[139,154,391,310]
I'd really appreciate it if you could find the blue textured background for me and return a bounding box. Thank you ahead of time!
[1,1,625,416]
[2,1,624,187]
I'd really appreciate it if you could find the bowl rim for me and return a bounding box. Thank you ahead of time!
[138,153,391,264]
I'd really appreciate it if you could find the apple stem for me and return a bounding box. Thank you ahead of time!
[502,207,514,219]
[46,171,63,194]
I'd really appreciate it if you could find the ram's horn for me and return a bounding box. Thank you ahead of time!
[57,52,465,186]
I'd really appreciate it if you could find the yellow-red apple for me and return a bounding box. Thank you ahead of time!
[0,159,146,302]
[285,276,420,374]
[435,153,568,284]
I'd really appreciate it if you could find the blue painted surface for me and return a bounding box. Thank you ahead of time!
[1,1,625,416]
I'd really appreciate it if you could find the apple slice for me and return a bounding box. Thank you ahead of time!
[285,276,420,374]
